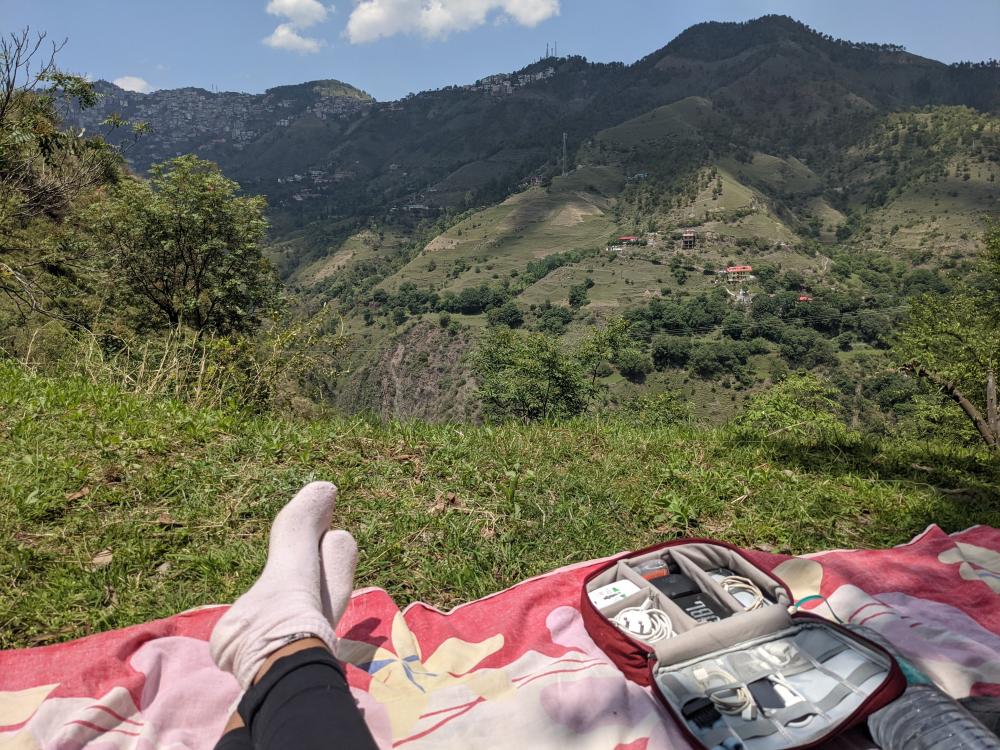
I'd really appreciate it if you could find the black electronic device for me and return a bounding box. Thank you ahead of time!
[748,678,786,710]
[682,696,721,729]
[650,573,701,600]
[673,591,729,623]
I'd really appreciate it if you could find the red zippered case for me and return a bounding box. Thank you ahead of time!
[581,538,906,749]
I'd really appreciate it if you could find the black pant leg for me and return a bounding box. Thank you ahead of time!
[214,727,252,750]
[236,647,379,750]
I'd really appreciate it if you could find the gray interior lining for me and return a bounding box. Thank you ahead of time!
[586,561,623,591]
[732,717,781,740]
[794,628,849,664]
[669,544,790,606]
[770,702,822,725]
[655,623,891,750]
[652,601,792,664]
[813,683,855,713]
[701,727,741,748]
[844,661,886,689]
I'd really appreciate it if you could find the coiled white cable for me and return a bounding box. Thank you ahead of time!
[694,666,756,720]
[613,597,675,643]
[720,575,767,611]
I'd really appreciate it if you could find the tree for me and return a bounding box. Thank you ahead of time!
[0,28,142,318]
[615,347,653,383]
[895,223,1000,449]
[897,295,999,449]
[652,335,692,369]
[485,300,523,328]
[853,310,891,346]
[779,326,836,369]
[470,327,590,422]
[722,312,748,340]
[89,156,280,335]
[568,282,589,308]
[736,374,849,444]
[689,340,749,378]
[576,317,630,388]
[533,301,573,335]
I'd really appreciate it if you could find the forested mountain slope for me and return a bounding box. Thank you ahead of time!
[66,15,1000,237]
[60,15,1000,424]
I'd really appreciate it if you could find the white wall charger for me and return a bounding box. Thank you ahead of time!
[588,579,641,610]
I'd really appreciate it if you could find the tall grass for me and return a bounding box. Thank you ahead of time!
[10,317,345,413]
[2,361,998,648]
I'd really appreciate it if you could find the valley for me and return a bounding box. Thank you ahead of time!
[60,15,1000,428]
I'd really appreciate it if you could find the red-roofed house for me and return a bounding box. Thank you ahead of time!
[726,265,752,283]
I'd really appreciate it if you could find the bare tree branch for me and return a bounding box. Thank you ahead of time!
[905,361,998,449]
[988,368,999,436]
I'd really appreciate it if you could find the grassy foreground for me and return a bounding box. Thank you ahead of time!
[2,361,999,649]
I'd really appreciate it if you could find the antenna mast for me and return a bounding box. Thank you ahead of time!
[562,132,567,177]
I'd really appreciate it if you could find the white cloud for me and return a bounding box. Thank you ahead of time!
[263,23,325,53]
[345,0,559,44]
[113,76,152,93]
[264,0,332,53]
[266,0,331,28]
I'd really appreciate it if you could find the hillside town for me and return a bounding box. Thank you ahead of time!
[464,66,556,96]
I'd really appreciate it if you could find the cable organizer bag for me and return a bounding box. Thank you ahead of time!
[581,539,906,750]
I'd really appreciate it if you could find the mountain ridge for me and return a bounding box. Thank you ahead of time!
[60,15,1000,421]
[69,13,999,229]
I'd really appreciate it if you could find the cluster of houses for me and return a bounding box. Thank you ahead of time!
[277,169,332,186]
[607,230,698,252]
[463,67,556,96]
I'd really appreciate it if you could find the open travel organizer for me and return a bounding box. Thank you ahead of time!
[581,540,906,750]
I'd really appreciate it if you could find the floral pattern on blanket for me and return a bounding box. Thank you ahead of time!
[2,525,999,749]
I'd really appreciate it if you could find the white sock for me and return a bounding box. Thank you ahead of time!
[210,481,340,688]
[320,529,359,646]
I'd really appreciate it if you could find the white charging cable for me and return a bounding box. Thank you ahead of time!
[720,575,767,611]
[613,597,675,643]
[694,666,756,720]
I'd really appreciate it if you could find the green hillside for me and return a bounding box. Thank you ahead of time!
[302,99,1000,421]
[19,14,1000,426]
[3,362,998,648]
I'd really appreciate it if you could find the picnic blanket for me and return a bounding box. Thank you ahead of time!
[3,524,1000,750]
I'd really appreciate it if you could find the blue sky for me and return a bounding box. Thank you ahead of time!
[4,0,999,100]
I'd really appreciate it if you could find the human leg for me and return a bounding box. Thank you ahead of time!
[209,482,377,749]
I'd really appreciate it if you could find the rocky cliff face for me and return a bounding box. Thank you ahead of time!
[70,79,374,175]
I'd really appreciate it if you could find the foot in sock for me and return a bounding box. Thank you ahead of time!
[321,529,358,627]
[209,481,357,688]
